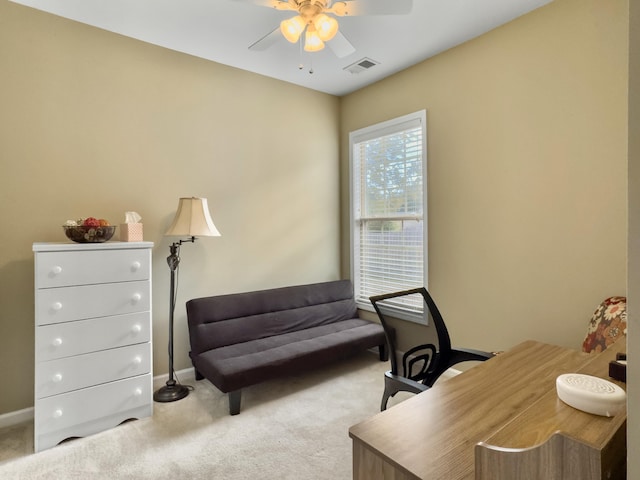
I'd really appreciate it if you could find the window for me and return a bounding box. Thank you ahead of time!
[349,111,427,322]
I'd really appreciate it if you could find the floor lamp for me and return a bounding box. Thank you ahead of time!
[153,197,221,403]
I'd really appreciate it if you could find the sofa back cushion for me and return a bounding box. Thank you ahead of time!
[186,280,358,355]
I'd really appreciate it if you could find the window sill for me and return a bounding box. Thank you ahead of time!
[357,302,428,325]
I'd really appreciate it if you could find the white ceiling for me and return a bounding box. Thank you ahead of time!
[10,0,553,96]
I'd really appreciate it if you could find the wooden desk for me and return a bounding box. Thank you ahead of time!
[349,340,626,480]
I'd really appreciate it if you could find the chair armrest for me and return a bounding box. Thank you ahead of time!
[384,371,430,395]
[450,347,495,364]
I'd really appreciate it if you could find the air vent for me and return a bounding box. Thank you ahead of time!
[344,57,380,74]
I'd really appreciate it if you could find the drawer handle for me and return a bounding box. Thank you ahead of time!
[51,302,63,311]
[53,409,63,419]
[131,324,142,333]
[134,388,143,397]
[52,337,63,347]
[51,266,63,276]
[133,356,142,365]
[52,373,63,383]
[131,261,142,272]
[131,293,142,303]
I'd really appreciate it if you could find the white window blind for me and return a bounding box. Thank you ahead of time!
[350,111,427,321]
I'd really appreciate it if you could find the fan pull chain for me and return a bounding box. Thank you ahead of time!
[298,36,304,70]
[297,36,313,75]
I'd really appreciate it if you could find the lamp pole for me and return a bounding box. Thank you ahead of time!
[153,240,193,402]
[156,196,220,403]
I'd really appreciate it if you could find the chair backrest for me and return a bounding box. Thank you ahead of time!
[582,296,627,353]
[370,287,452,378]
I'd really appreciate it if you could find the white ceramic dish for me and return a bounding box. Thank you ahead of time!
[556,373,625,417]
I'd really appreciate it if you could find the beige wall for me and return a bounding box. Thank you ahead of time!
[341,0,628,354]
[0,0,630,426]
[0,1,340,415]
[627,0,638,475]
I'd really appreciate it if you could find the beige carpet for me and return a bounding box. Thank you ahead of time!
[0,352,412,480]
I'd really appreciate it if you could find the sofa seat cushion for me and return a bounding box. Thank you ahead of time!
[192,318,385,393]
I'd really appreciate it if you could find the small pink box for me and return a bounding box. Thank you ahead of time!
[120,223,143,242]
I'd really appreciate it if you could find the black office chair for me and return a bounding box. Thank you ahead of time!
[370,287,495,411]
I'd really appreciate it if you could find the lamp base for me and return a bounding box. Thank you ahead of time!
[153,381,189,403]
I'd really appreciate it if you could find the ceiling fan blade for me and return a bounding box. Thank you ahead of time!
[329,0,412,16]
[327,31,356,58]
[248,27,282,51]
[230,0,294,10]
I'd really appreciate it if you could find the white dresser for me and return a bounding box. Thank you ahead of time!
[32,241,154,452]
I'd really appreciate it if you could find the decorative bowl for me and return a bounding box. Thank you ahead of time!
[63,225,116,243]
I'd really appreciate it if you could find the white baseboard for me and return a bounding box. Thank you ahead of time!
[0,407,34,429]
[152,368,196,389]
[0,369,197,431]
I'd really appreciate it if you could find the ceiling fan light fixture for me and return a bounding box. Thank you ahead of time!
[313,14,338,41]
[304,24,325,52]
[280,15,306,43]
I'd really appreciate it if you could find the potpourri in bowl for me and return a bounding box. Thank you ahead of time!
[63,217,115,243]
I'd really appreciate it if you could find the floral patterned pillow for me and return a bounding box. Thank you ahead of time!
[582,296,627,353]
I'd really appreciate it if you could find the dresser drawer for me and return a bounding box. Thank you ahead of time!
[36,343,151,398]
[35,249,150,288]
[35,280,150,326]
[36,312,150,362]
[35,374,152,437]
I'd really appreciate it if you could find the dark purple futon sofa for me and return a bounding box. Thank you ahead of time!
[185,280,387,415]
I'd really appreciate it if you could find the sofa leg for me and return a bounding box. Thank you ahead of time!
[228,390,241,415]
[378,344,389,362]
[194,369,204,381]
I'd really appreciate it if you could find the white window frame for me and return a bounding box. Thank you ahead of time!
[349,110,428,324]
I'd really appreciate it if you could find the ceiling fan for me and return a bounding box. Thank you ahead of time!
[241,0,413,58]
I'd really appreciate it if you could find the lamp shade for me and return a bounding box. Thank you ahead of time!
[304,24,325,52]
[314,14,338,41]
[280,15,306,43]
[165,197,221,237]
